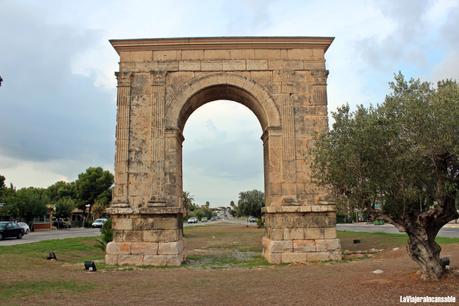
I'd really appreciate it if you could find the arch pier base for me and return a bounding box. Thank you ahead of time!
[262,206,341,264]
[105,207,185,266]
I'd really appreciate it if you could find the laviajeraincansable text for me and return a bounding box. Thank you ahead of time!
[400,296,456,303]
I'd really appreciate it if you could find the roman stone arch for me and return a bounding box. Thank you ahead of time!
[106,37,341,266]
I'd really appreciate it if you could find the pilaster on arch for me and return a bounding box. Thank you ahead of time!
[165,72,281,132]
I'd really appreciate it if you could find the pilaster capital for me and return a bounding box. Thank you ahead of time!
[115,71,133,87]
[151,70,167,86]
[311,69,329,86]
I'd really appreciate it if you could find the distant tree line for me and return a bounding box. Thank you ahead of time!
[0,167,113,225]
[230,190,264,218]
[183,192,215,220]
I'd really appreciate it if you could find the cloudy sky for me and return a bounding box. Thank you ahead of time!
[0,0,458,205]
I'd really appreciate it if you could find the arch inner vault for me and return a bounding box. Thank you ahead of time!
[106,37,341,265]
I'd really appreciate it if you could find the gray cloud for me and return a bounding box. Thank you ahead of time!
[357,0,431,70]
[0,4,115,169]
[432,4,459,81]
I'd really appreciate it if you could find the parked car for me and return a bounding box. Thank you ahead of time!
[248,216,257,223]
[201,217,208,222]
[0,221,25,240]
[92,218,108,228]
[17,222,30,234]
[187,217,198,224]
[53,218,71,229]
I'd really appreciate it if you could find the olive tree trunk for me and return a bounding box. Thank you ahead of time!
[405,228,444,280]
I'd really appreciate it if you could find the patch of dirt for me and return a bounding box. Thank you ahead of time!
[1,224,458,306]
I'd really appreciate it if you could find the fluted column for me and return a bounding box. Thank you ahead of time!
[112,71,133,207]
[148,71,167,206]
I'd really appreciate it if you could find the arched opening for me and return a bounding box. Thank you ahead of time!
[173,82,278,212]
[177,85,270,266]
[182,100,263,206]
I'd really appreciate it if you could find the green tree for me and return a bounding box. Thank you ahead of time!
[75,167,114,208]
[182,191,196,214]
[6,187,48,223]
[46,181,77,203]
[312,74,459,280]
[237,190,264,218]
[0,174,5,200]
[229,200,237,217]
[54,198,76,219]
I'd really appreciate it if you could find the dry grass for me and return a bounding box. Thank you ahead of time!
[1,223,458,306]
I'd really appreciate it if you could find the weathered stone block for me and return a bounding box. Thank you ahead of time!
[315,239,340,251]
[246,60,268,70]
[281,252,307,263]
[112,217,132,231]
[229,49,255,59]
[123,230,143,242]
[130,242,159,255]
[203,49,230,59]
[283,228,304,240]
[118,254,143,265]
[222,60,246,70]
[179,61,201,71]
[106,242,131,255]
[265,239,293,253]
[254,49,281,59]
[264,251,282,264]
[158,240,184,255]
[201,61,223,71]
[181,49,203,60]
[153,50,179,61]
[105,254,119,265]
[287,49,313,60]
[143,229,180,242]
[293,240,316,252]
[304,227,323,239]
[306,252,331,262]
[323,227,337,239]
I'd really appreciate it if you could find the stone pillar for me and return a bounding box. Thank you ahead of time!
[262,69,341,264]
[106,71,185,267]
[112,72,132,207]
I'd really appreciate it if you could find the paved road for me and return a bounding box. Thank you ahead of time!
[0,228,101,246]
[2,221,457,246]
[337,223,459,238]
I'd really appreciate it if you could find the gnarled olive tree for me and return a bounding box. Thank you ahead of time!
[312,73,459,280]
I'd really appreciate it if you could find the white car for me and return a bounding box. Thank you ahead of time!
[187,217,198,224]
[17,222,30,234]
[92,218,108,228]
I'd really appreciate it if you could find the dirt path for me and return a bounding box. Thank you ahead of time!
[2,224,458,305]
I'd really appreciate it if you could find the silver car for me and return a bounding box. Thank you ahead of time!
[17,222,30,234]
[91,218,108,228]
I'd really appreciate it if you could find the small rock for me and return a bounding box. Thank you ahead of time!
[392,247,399,251]
[372,269,384,274]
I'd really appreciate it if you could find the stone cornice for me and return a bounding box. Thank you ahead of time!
[110,36,334,54]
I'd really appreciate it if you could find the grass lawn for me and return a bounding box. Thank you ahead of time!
[0,224,458,305]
